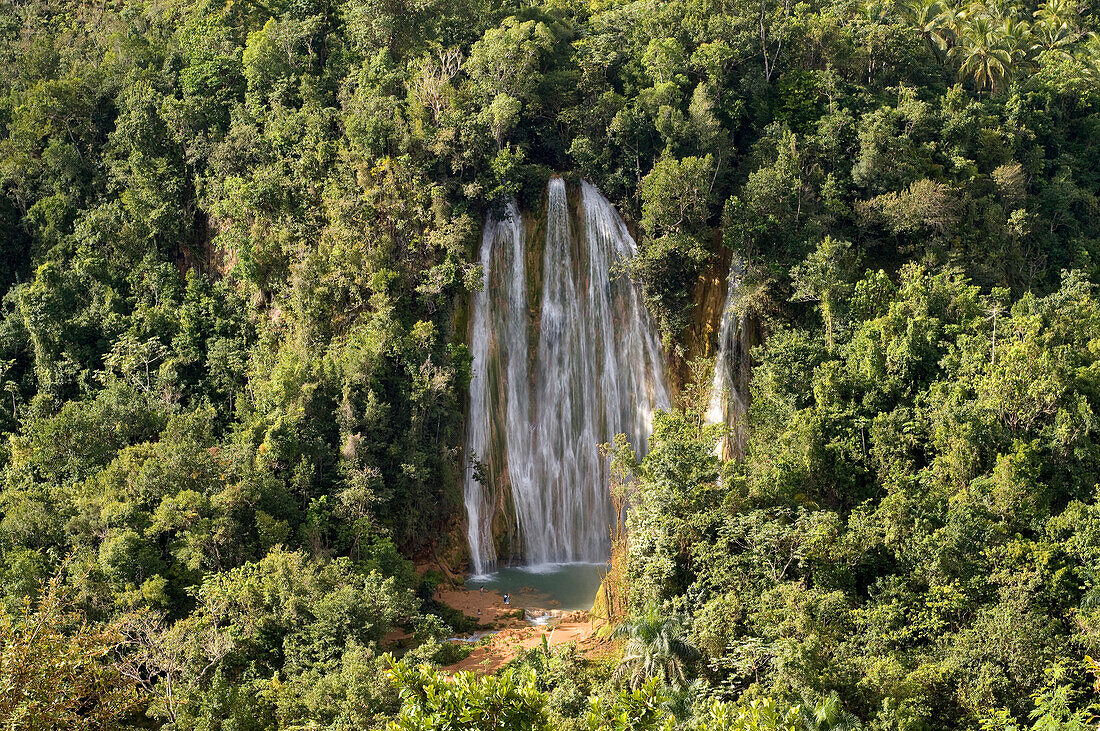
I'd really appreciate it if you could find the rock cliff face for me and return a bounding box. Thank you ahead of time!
[458,177,756,572]
[686,243,735,362]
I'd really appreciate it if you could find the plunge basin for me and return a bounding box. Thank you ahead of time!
[465,562,606,612]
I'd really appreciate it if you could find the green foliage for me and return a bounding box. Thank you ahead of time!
[525,645,601,726]
[789,237,855,349]
[635,155,717,337]
[980,664,1099,731]
[0,571,144,729]
[584,679,674,731]
[620,265,1100,729]
[612,605,700,691]
[197,548,417,674]
[386,661,552,730]
[689,696,805,731]
[128,547,415,729]
[0,0,1098,727]
[626,408,723,605]
[899,0,1100,97]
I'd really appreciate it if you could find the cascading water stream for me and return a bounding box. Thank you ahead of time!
[464,178,669,574]
[705,256,749,460]
[463,202,528,575]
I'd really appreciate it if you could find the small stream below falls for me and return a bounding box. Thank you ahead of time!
[465,563,606,612]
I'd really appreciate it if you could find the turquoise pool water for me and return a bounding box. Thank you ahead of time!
[465,562,607,611]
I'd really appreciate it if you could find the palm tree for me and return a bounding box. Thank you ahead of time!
[861,0,894,24]
[1081,32,1100,85]
[1000,14,1036,71]
[981,0,1017,24]
[1033,0,1082,56]
[934,0,970,50]
[799,692,863,730]
[953,15,1014,94]
[904,0,949,61]
[611,605,700,691]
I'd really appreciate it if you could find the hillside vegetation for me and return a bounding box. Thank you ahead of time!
[0,0,1098,727]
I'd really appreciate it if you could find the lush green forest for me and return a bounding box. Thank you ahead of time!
[1,0,1099,727]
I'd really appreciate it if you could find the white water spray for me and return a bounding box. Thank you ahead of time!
[464,178,669,573]
[705,256,749,460]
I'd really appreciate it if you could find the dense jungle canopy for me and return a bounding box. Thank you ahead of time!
[0,0,1099,727]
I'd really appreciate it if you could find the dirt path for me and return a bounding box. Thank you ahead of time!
[444,616,599,674]
[435,584,529,627]
[432,581,606,675]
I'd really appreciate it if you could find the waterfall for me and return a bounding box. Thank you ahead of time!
[463,201,528,575]
[705,256,749,460]
[464,178,669,573]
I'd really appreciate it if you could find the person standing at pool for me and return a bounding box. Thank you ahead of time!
[503,593,510,605]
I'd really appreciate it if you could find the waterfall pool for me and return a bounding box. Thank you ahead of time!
[465,562,606,612]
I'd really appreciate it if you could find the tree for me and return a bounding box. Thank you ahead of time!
[1032,0,1082,55]
[408,49,464,126]
[690,696,806,731]
[116,612,231,725]
[102,334,170,395]
[466,17,557,148]
[584,679,673,731]
[953,16,1014,94]
[0,572,144,729]
[979,664,1098,730]
[386,661,552,731]
[612,605,700,690]
[903,0,948,61]
[789,237,854,350]
[635,155,718,338]
[798,693,863,731]
[196,548,418,673]
[640,155,716,237]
